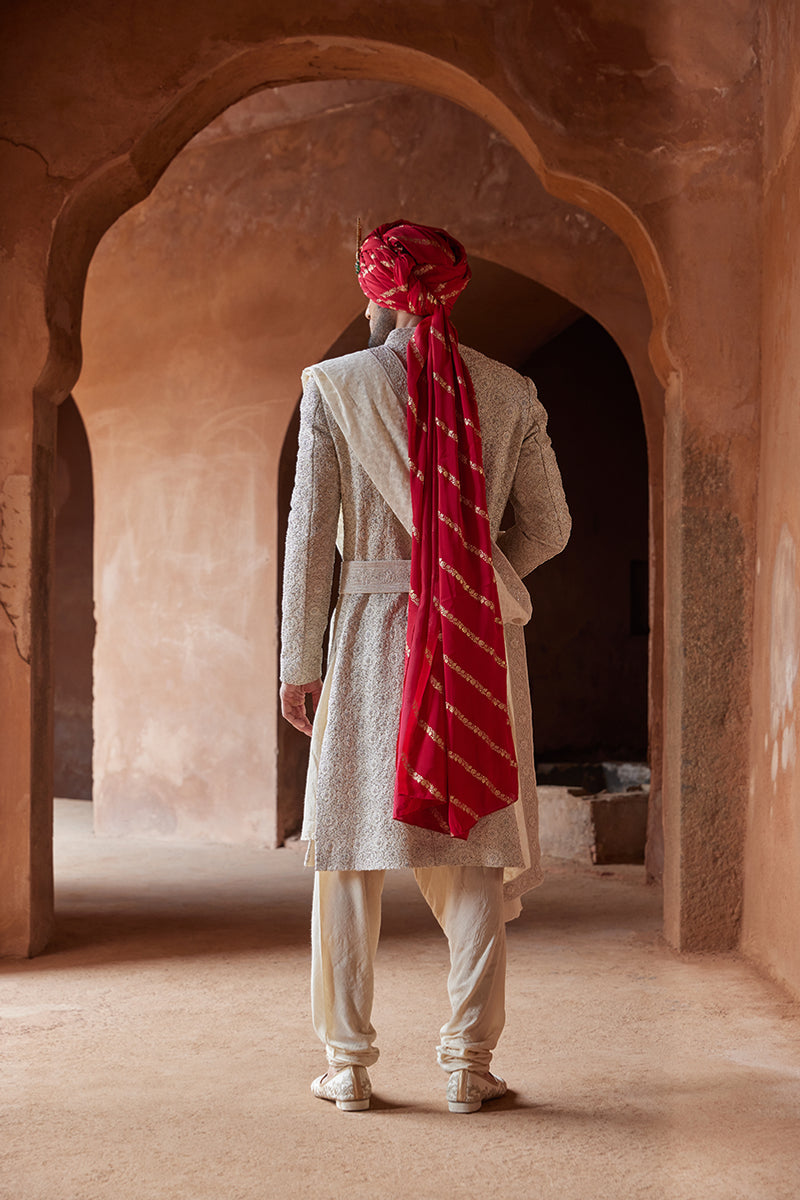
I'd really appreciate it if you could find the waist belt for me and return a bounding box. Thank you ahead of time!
[339,559,411,595]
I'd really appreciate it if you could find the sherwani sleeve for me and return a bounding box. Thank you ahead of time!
[280,377,341,684]
[496,379,571,578]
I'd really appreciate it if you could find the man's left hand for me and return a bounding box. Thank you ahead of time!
[280,679,323,737]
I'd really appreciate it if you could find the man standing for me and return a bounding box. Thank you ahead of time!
[280,221,570,1113]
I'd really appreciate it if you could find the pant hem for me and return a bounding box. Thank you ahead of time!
[326,1045,380,1070]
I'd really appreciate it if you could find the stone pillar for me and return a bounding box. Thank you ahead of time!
[0,432,52,957]
[741,0,800,998]
[0,143,58,955]
[659,183,760,951]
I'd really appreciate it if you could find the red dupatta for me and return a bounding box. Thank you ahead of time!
[358,221,518,839]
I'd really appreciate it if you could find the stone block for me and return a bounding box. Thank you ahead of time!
[538,785,648,865]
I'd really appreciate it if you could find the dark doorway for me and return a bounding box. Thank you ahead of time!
[54,396,95,799]
[522,315,649,761]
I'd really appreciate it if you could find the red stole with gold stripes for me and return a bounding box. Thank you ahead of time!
[394,306,518,839]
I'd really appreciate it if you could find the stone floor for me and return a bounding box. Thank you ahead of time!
[1,800,799,1200]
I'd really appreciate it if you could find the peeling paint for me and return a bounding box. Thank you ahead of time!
[769,524,799,782]
[0,475,32,663]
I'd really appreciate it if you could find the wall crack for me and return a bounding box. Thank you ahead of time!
[0,135,55,178]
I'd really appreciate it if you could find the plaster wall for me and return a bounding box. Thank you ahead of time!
[76,82,653,846]
[0,0,767,953]
[742,1,800,996]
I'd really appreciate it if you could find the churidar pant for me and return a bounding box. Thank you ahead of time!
[311,865,506,1073]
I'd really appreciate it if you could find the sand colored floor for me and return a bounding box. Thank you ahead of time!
[2,800,799,1200]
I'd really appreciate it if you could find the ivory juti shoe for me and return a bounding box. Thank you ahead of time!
[447,1069,507,1114]
[311,1065,371,1112]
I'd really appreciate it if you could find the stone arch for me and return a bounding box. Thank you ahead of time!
[18,37,675,955]
[275,259,651,843]
[36,38,673,412]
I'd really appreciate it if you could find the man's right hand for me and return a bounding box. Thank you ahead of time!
[280,679,323,737]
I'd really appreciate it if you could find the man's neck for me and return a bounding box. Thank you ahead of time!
[394,311,423,331]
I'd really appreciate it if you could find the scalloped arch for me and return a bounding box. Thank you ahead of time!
[35,35,673,407]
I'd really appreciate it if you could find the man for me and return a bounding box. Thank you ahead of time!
[280,220,570,1114]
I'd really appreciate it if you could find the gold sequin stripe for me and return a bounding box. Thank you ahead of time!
[428,678,516,764]
[430,325,448,346]
[399,751,446,803]
[410,723,484,824]
[436,465,490,521]
[437,558,501,622]
[433,419,484,477]
[434,599,507,668]
[418,716,445,750]
[400,234,441,250]
[442,652,509,712]
[459,450,484,476]
[431,808,451,834]
[448,792,481,822]
[459,412,481,438]
[409,335,479,433]
[435,415,458,442]
[409,460,425,483]
[409,589,420,605]
[437,510,493,565]
[448,750,516,807]
[460,491,490,521]
[361,263,404,293]
[408,394,428,432]
[428,283,462,304]
[432,371,455,396]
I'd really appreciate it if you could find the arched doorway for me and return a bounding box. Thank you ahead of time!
[5,48,677,957]
[523,316,648,763]
[275,251,649,846]
[70,81,659,862]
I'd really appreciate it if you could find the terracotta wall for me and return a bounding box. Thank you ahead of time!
[742,2,800,996]
[1,0,768,957]
[75,81,653,846]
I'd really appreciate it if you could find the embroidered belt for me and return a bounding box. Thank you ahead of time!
[339,559,411,595]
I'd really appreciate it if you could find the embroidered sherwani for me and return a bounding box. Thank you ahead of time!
[281,327,570,904]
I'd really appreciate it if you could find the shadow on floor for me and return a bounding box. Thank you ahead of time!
[24,902,311,970]
[17,801,659,974]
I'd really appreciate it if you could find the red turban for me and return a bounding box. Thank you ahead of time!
[357,221,471,315]
[358,221,518,840]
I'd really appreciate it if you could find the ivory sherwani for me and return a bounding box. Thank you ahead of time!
[281,326,570,903]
